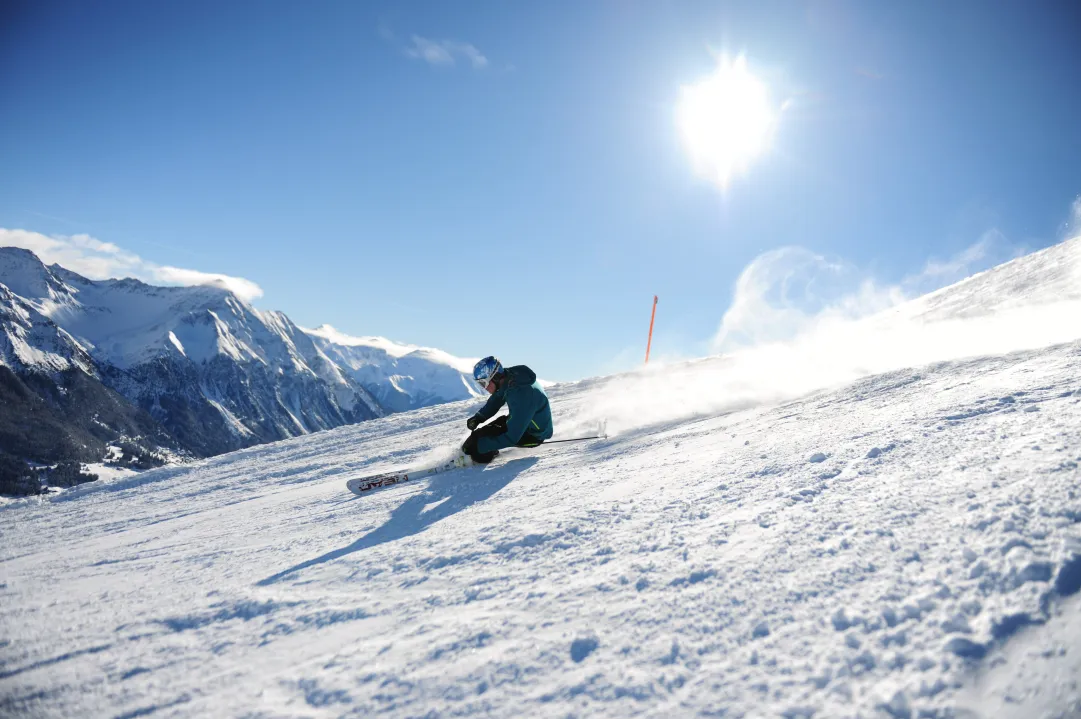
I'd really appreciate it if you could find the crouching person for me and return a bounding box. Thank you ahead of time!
[462,356,553,464]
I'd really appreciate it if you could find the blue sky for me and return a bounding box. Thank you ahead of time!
[2,1,1080,381]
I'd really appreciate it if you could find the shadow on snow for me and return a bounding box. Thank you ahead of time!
[256,457,538,586]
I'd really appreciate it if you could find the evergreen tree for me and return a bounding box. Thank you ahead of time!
[0,452,42,496]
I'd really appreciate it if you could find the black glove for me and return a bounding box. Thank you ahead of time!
[466,415,481,431]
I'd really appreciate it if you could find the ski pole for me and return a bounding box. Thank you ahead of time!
[542,435,606,445]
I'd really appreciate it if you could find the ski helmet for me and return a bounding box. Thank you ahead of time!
[473,356,503,389]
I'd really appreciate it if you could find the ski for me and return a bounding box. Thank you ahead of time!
[344,433,606,497]
[346,453,475,496]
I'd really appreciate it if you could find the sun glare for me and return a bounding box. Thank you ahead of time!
[677,56,775,188]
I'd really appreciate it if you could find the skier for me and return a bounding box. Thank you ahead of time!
[461,356,553,464]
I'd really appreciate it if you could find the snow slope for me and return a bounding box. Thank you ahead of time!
[903,235,1081,321]
[2,340,1079,718]
[2,239,1081,718]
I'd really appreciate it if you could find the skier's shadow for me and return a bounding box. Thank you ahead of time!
[257,457,537,586]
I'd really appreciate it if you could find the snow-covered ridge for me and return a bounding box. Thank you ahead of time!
[0,248,478,413]
[305,324,425,359]
[894,233,1081,322]
[0,248,479,461]
[305,323,481,413]
[0,280,93,375]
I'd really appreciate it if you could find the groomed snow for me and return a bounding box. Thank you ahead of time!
[3,238,1081,717]
[2,336,1080,718]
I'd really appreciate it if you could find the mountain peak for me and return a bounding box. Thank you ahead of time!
[307,324,420,357]
[0,246,48,277]
[0,246,69,302]
[0,245,44,262]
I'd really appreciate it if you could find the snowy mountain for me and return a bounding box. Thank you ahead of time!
[0,247,384,460]
[2,240,1080,717]
[305,324,481,412]
[0,279,93,375]
[0,248,472,471]
[0,260,179,472]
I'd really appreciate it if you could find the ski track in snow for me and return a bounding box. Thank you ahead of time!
[2,343,1081,718]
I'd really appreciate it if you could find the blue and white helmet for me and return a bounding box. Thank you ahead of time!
[473,356,503,389]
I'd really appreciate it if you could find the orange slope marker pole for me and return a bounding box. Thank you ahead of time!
[644,295,658,364]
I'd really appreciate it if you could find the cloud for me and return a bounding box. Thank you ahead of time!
[405,35,488,69]
[0,228,264,302]
[155,265,265,302]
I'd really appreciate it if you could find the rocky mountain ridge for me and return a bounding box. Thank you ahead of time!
[0,247,480,491]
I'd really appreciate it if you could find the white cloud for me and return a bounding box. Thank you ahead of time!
[405,35,488,69]
[156,265,265,302]
[0,228,264,302]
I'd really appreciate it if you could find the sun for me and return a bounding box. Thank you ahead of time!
[677,55,776,187]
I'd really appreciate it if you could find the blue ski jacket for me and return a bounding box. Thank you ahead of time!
[473,365,553,453]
